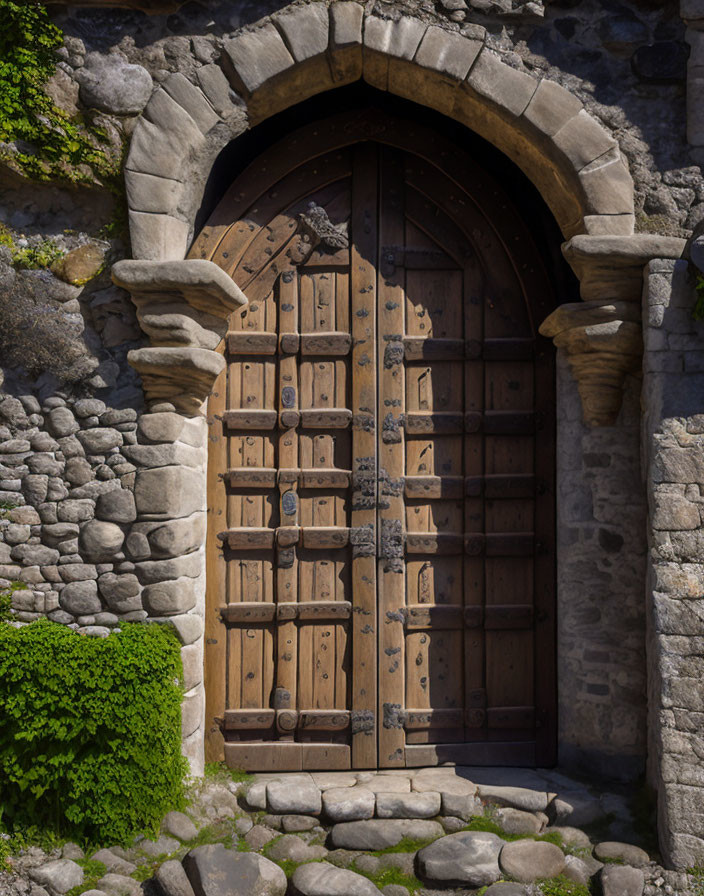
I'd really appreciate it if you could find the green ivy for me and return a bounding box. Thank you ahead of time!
[0,582,24,621]
[0,0,119,185]
[0,621,188,845]
[11,240,66,270]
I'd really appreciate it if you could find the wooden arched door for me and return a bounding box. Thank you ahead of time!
[192,111,556,771]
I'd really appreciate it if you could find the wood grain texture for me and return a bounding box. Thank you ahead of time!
[196,112,557,771]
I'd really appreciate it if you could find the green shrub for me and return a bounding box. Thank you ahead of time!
[0,621,188,845]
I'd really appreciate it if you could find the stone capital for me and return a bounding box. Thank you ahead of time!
[540,301,642,426]
[562,235,686,302]
[112,259,246,415]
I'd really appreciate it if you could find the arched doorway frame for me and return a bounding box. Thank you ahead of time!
[111,6,686,775]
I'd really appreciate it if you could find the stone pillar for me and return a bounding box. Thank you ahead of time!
[555,352,647,780]
[112,259,246,776]
[642,257,704,869]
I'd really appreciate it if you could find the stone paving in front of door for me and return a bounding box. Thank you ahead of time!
[14,766,698,896]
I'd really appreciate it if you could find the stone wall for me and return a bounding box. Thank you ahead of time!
[642,257,704,869]
[0,385,208,773]
[0,0,702,858]
[556,355,648,782]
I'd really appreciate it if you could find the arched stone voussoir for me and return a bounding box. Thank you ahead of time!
[125,70,248,259]
[222,6,336,124]
[123,8,640,259]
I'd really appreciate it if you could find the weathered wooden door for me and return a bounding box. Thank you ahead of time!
[194,112,556,771]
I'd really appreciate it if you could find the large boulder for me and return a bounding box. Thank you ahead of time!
[330,819,443,850]
[30,860,84,894]
[600,864,645,896]
[416,831,503,887]
[267,776,322,815]
[78,53,153,115]
[183,844,286,896]
[322,786,375,822]
[155,859,196,896]
[498,839,566,883]
[594,841,650,867]
[290,862,382,896]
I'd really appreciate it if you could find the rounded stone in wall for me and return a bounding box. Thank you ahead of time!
[79,520,125,562]
[142,578,197,616]
[78,53,153,115]
[47,407,79,438]
[95,489,137,524]
[60,580,102,616]
[76,428,123,454]
[65,458,93,487]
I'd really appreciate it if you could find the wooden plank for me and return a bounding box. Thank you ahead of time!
[380,246,455,271]
[405,412,465,434]
[204,361,228,763]
[485,474,536,499]
[214,153,352,281]
[403,338,470,361]
[279,333,299,354]
[486,534,535,556]
[220,602,277,623]
[301,744,351,769]
[223,709,276,730]
[406,532,464,554]
[224,742,302,772]
[299,408,352,429]
[404,742,536,767]
[404,709,464,729]
[220,528,274,549]
[225,468,277,488]
[482,338,535,361]
[301,526,350,549]
[299,710,351,731]
[223,409,277,430]
[404,475,464,499]
[300,468,352,488]
[227,331,278,355]
[278,600,352,620]
[276,526,300,547]
[350,143,378,769]
[377,147,407,768]
[275,270,299,736]
[404,604,464,630]
[484,411,536,435]
[485,604,534,629]
[487,706,536,728]
[300,332,352,355]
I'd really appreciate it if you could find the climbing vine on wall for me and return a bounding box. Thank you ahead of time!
[0,0,118,184]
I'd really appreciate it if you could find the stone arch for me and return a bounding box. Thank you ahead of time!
[116,3,686,428]
[123,4,635,263]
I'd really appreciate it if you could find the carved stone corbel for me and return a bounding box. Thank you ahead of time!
[562,235,686,302]
[539,301,642,427]
[112,259,247,415]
